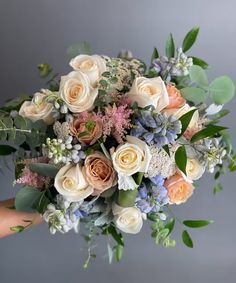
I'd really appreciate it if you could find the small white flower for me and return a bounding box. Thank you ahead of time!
[205,104,223,116]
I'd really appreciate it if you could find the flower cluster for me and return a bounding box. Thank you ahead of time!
[3,28,235,266]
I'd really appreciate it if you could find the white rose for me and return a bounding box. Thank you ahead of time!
[127,76,169,111]
[112,203,143,234]
[112,135,152,176]
[59,71,98,113]
[19,92,54,125]
[54,164,93,202]
[164,103,199,128]
[69,54,106,86]
[184,158,205,181]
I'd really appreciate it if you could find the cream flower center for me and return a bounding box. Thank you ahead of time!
[62,177,77,191]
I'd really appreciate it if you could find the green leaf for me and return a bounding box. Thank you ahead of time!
[29,163,59,178]
[183,220,213,228]
[15,186,43,212]
[190,125,227,143]
[182,230,193,248]
[182,27,200,52]
[178,108,197,137]
[165,33,175,58]
[209,76,235,104]
[118,188,138,207]
[115,244,124,262]
[214,182,223,194]
[151,47,159,63]
[14,115,29,130]
[0,145,16,155]
[10,225,25,233]
[107,225,124,246]
[191,57,209,69]
[180,87,207,104]
[37,63,52,78]
[189,65,209,87]
[175,145,187,175]
[67,42,91,58]
[147,212,159,222]
[163,144,170,156]
[165,218,175,236]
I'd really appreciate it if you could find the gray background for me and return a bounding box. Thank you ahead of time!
[0,0,236,282]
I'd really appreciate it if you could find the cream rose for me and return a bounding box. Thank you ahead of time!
[112,136,152,176]
[19,92,54,125]
[184,158,205,181]
[69,54,106,86]
[127,76,169,111]
[59,71,98,113]
[164,103,199,129]
[112,203,143,234]
[54,164,93,202]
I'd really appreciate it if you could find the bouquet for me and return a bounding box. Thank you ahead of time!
[1,27,235,267]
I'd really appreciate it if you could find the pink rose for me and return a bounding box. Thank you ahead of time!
[165,84,186,109]
[164,173,194,205]
[70,112,103,145]
[83,152,117,195]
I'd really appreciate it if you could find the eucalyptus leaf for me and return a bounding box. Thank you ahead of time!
[182,27,200,52]
[189,65,208,87]
[67,42,91,58]
[183,220,213,228]
[209,76,235,104]
[175,145,187,175]
[190,125,227,143]
[182,230,193,248]
[29,163,59,178]
[180,87,207,104]
[165,33,175,58]
[15,186,43,212]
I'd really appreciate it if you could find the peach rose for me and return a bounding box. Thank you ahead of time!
[165,84,186,109]
[164,173,194,205]
[70,112,103,145]
[83,152,117,195]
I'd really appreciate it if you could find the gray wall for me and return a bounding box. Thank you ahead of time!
[0,1,236,282]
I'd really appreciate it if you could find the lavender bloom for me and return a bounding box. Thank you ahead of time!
[131,110,181,147]
[136,175,169,214]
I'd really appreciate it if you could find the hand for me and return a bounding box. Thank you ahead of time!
[0,199,43,238]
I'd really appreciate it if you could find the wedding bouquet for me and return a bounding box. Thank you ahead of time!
[1,27,235,266]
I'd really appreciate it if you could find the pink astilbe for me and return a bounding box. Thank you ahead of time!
[102,104,134,143]
[16,157,50,189]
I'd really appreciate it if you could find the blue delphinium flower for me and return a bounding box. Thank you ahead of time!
[136,175,169,214]
[130,110,181,147]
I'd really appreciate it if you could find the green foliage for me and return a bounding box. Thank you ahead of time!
[67,42,91,59]
[182,27,200,52]
[189,65,209,87]
[150,218,176,248]
[182,230,193,248]
[190,125,227,143]
[0,94,31,112]
[183,220,213,228]
[118,188,138,207]
[29,163,59,178]
[115,244,124,262]
[165,33,175,58]
[180,87,207,104]
[0,145,16,156]
[175,145,187,175]
[178,108,198,137]
[10,225,25,233]
[165,218,175,236]
[214,182,223,194]
[15,186,49,213]
[191,56,209,69]
[37,63,52,78]
[209,76,235,104]
[151,47,159,64]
